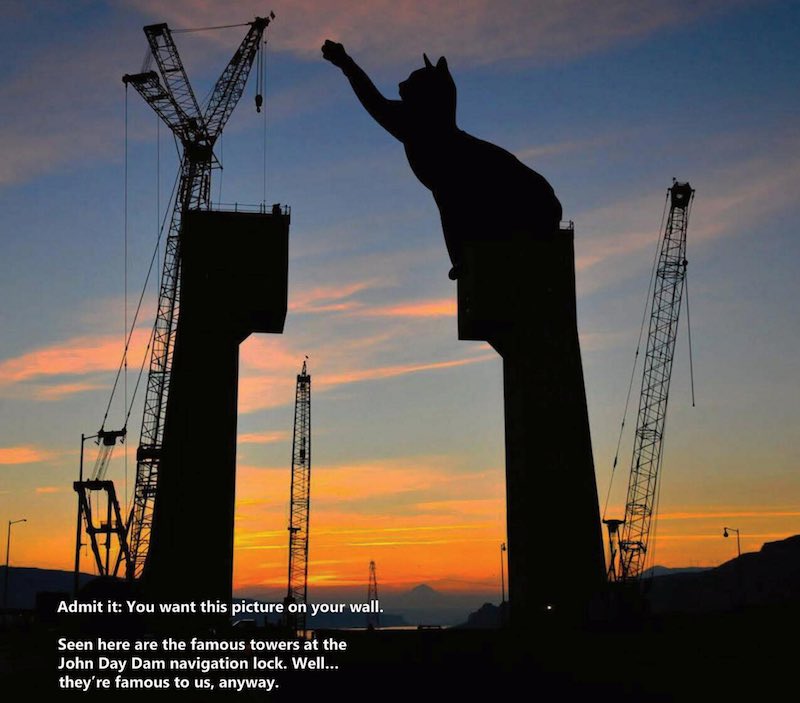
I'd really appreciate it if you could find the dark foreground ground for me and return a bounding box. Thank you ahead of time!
[2,604,797,701]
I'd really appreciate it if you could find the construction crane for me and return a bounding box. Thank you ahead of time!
[605,180,695,583]
[285,358,312,633]
[122,15,274,578]
[366,560,380,629]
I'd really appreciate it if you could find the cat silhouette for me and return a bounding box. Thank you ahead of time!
[323,41,562,279]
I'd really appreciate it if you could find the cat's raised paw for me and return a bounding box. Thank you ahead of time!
[322,40,349,67]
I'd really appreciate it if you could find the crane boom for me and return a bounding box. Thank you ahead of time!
[143,24,203,127]
[616,181,694,582]
[285,359,312,633]
[123,15,273,579]
[123,71,196,141]
[204,19,270,138]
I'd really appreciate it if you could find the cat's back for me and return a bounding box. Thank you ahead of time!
[434,130,562,231]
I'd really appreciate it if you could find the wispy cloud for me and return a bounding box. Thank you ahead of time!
[318,353,493,389]
[655,532,793,542]
[515,135,611,163]
[350,298,455,319]
[238,431,289,445]
[129,0,742,66]
[658,509,800,521]
[35,486,63,494]
[34,382,108,402]
[0,445,55,465]
[0,0,749,186]
[574,135,800,295]
[237,331,494,414]
[289,279,379,314]
[0,329,151,399]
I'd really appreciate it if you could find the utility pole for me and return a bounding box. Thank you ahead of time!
[500,542,507,605]
[3,518,26,610]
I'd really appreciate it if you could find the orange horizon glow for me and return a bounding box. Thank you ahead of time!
[7,478,800,590]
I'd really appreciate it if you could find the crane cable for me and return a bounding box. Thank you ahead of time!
[601,190,670,521]
[172,22,251,34]
[99,155,181,445]
[260,35,268,206]
[124,83,129,507]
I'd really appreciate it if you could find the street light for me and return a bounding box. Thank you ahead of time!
[723,526,741,558]
[3,518,27,610]
[500,542,507,605]
[74,432,97,597]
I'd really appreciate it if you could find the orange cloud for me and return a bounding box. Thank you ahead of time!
[238,431,290,445]
[658,509,800,521]
[35,486,63,494]
[352,298,456,318]
[34,382,108,401]
[413,498,504,518]
[238,330,495,414]
[654,532,792,542]
[312,462,453,503]
[0,445,54,465]
[317,353,495,388]
[0,329,151,387]
[288,280,377,314]
[314,524,490,537]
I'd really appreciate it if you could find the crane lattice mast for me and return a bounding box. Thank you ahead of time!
[285,359,312,633]
[366,560,380,629]
[614,181,694,582]
[122,16,273,578]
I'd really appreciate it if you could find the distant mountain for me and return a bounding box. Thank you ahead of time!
[461,601,508,628]
[458,535,800,625]
[381,584,492,626]
[407,584,437,597]
[642,565,711,578]
[307,608,408,629]
[0,566,95,609]
[646,534,800,613]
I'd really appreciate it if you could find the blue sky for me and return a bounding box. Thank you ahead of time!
[1,0,798,590]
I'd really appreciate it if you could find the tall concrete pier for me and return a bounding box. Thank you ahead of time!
[458,225,606,625]
[142,208,289,605]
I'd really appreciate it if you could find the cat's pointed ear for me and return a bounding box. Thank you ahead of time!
[436,56,449,72]
[423,53,433,69]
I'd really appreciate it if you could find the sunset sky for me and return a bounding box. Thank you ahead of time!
[1,0,798,599]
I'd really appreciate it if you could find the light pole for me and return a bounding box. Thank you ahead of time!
[4,518,27,610]
[74,432,97,597]
[723,527,741,558]
[500,542,507,605]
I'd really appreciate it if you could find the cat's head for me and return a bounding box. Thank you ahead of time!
[399,54,456,126]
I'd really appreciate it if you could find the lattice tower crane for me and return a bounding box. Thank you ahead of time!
[122,15,274,578]
[285,359,312,634]
[605,181,695,583]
